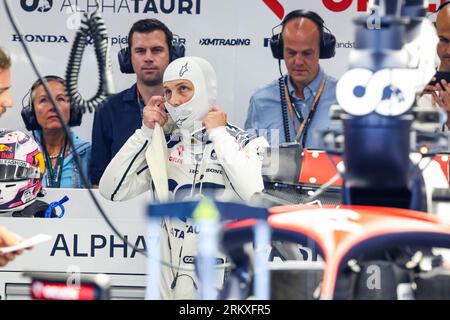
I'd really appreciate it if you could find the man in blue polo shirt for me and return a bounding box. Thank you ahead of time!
[90,19,178,187]
[245,10,338,148]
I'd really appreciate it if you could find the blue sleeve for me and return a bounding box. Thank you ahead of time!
[244,95,259,131]
[90,105,112,185]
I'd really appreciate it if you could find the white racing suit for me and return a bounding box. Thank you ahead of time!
[99,123,268,299]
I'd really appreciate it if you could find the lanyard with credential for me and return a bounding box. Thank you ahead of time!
[284,75,328,144]
[44,138,67,188]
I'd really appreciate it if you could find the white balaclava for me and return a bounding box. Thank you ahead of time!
[163,56,217,134]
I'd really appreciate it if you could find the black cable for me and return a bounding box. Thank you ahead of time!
[3,0,147,258]
[278,75,291,143]
[277,58,283,78]
[277,59,291,142]
[65,5,114,113]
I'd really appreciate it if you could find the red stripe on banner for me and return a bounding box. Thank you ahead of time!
[262,0,284,20]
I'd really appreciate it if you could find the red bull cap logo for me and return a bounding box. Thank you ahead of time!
[0,144,15,159]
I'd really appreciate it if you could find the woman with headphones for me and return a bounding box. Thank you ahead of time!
[21,76,91,188]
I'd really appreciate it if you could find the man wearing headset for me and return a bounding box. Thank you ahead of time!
[245,10,338,148]
[90,19,181,188]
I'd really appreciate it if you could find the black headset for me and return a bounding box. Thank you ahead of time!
[21,75,83,131]
[270,10,336,60]
[118,20,186,74]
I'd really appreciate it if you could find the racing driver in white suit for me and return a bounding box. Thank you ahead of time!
[99,56,269,299]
